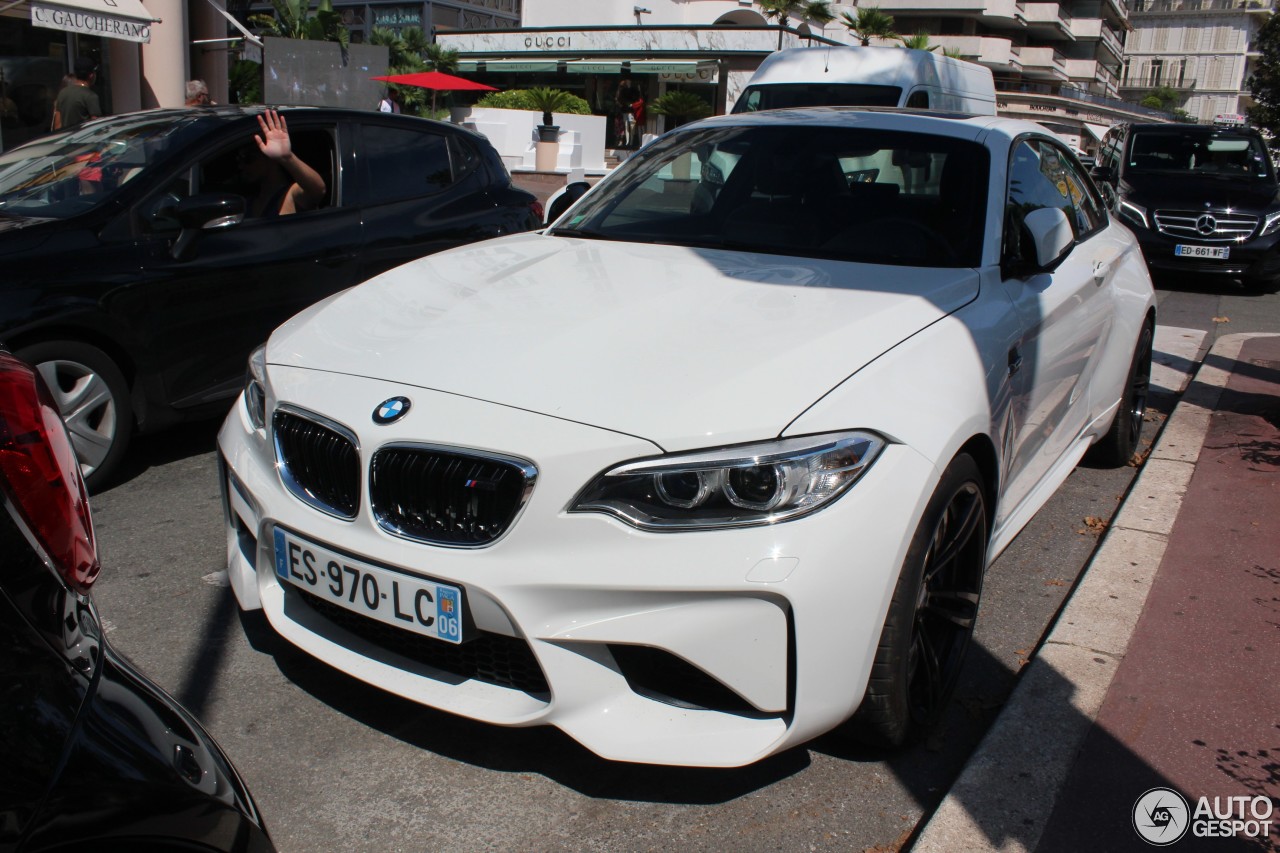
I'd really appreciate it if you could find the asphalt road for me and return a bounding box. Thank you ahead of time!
[85,280,1280,853]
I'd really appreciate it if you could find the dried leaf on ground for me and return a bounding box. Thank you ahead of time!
[1213,316,1231,323]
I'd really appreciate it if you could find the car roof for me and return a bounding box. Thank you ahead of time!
[685,106,1057,146]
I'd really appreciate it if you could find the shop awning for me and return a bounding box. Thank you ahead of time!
[1083,122,1111,141]
[31,0,159,43]
[458,60,559,73]
[458,59,718,76]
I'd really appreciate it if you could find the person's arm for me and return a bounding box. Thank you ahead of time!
[254,109,326,214]
[51,108,62,131]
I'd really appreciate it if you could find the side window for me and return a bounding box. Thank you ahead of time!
[905,90,930,109]
[1004,139,1080,264]
[1061,155,1106,235]
[363,125,464,204]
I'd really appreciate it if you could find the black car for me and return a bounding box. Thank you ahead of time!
[0,106,542,489]
[1092,120,1280,293]
[0,346,274,851]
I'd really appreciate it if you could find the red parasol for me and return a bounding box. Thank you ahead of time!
[371,71,499,113]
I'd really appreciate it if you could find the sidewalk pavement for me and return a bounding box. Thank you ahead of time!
[915,332,1280,853]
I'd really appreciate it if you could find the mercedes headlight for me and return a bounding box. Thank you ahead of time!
[570,431,885,531]
[1262,210,1280,237]
[1118,200,1150,230]
[244,344,267,431]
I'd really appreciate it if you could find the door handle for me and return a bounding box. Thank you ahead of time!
[1008,346,1023,376]
[1092,245,1122,284]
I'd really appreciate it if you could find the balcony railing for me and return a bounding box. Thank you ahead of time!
[997,80,1180,119]
[1131,0,1271,12]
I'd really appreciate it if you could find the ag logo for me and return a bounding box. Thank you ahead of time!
[1133,787,1190,845]
[373,396,411,425]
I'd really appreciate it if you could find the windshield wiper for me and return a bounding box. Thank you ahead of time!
[549,226,609,240]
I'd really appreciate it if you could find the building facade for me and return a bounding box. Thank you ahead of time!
[439,0,1175,155]
[1120,0,1272,122]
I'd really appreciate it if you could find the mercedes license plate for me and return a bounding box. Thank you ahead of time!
[1175,244,1229,259]
[273,527,466,644]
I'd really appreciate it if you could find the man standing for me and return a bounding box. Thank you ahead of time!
[52,58,101,131]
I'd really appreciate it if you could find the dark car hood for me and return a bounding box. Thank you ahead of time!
[0,213,56,255]
[1121,172,1280,211]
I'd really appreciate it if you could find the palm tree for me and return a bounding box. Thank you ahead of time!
[759,1,835,46]
[424,42,459,74]
[249,0,348,50]
[527,87,577,128]
[899,31,937,51]
[649,90,714,129]
[840,7,898,46]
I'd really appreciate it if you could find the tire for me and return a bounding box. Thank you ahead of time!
[1086,320,1153,468]
[16,341,132,492]
[846,453,989,749]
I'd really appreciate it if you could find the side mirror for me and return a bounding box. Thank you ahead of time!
[1023,207,1075,270]
[170,193,246,260]
[545,180,591,224]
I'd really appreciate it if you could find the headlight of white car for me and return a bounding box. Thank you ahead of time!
[244,344,267,431]
[570,431,885,531]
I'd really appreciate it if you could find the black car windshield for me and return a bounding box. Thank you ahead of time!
[734,84,903,113]
[0,115,189,218]
[1127,130,1274,181]
[550,123,989,268]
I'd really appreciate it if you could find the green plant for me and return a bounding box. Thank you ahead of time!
[249,0,348,50]
[649,90,713,127]
[758,1,834,47]
[475,88,591,124]
[229,59,264,104]
[898,31,937,51]
[840,7,898,46]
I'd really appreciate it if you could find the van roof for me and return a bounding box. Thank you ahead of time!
[747,45,988,87]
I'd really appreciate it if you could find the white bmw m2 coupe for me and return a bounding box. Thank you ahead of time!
[217,108,1154,767]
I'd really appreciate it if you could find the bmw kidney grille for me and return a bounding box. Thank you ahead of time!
[370,445,537,547]
[273,408,361,519]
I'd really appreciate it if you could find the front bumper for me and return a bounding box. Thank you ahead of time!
[217,367,936,767]
[1130,226,1280,282]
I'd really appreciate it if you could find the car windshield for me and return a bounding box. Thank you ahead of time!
[733,84,904,113]
[551,123,989,268]
[1127,130,1273,180]
[0,115,189,218]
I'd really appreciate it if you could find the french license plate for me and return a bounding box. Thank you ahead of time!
[273,527,466,644]
[1175,244,1229,259]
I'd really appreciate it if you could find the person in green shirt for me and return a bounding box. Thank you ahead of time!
[52,58,101,131]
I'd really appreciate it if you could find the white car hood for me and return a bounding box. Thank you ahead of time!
[270,233,978,451]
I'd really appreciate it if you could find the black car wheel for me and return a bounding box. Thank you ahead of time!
[1086,320,1153,468]
[16,341,132,491]
[847,454,988,748]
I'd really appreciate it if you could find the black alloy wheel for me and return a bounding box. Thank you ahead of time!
[849,453,988,748]
[1087,320,1154,467]
[906,477,986,728]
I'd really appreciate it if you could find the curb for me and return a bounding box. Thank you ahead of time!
[912,332,1279,852]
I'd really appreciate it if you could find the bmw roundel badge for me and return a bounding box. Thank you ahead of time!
[373,396,411,425]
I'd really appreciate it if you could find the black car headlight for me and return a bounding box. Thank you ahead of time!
[570,432,885,531]
[1262,210,1280,237]
[244,344,267,431]
[1118,200,1150,230]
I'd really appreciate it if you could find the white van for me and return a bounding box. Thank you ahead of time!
[732,45,997,115]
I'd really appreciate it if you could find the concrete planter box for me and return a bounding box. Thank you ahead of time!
[450,106,608,173]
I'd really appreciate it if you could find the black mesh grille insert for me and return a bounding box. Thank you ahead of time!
[609,644,770,717]
[274,410,360,518]
[370,445,533,546]
[294,588,550,696]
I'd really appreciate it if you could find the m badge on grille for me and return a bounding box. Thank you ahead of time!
[373,396,411,424]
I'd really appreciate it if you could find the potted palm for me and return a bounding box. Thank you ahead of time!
[527,87,575,142]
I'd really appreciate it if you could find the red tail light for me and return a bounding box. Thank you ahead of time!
[0,352,100,594]
[530,200,545,224]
